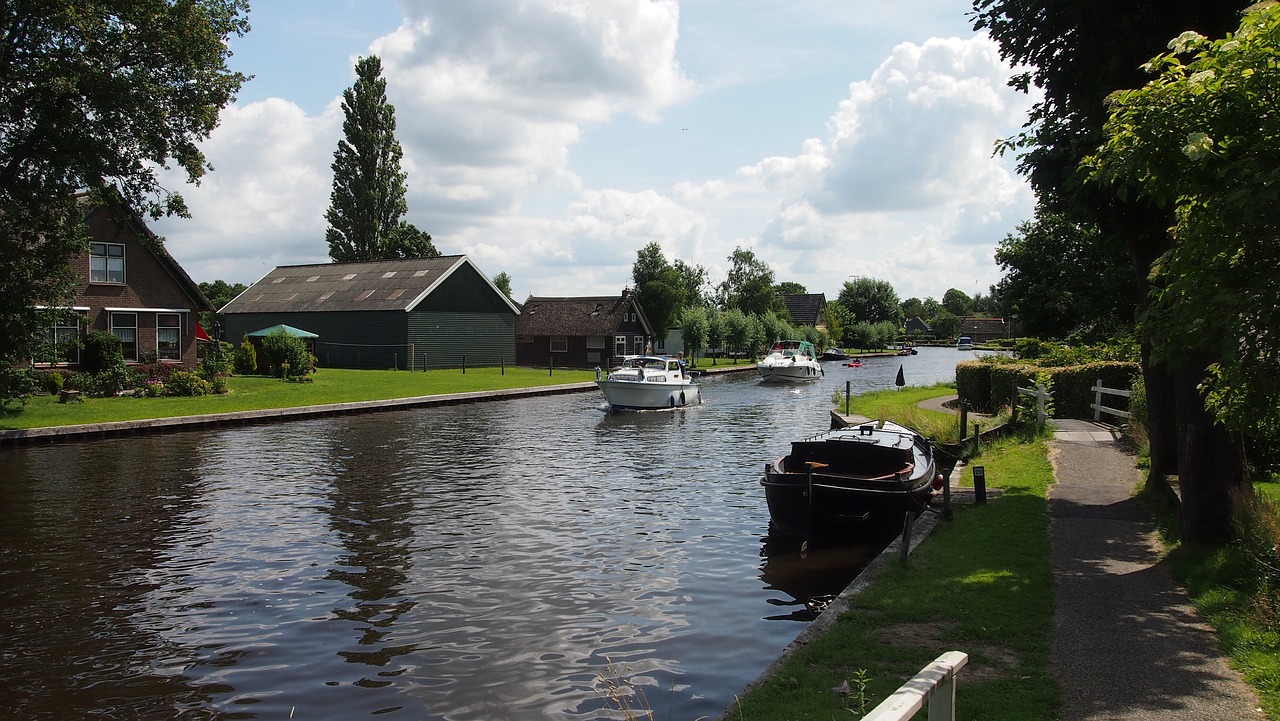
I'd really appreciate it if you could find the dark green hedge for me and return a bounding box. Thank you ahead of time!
[956,360,1140,418]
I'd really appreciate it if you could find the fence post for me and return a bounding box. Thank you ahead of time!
[846,380,851,416]
[462,354,466,374]
[1037,383,1047,425]
[958,403,969,442]
[1093,378,1103,421]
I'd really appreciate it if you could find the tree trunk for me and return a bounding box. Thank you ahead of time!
[1174,354,1248,545]
[1142,346,1179,495]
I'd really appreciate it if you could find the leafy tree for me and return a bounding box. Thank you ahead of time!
[491,272,515,301]
[198,279,248,335]
[326,55,436,262]
[941,288,973,317]
[679,306,710,364]
[838,277,902,326]
[973,0,1248,543]
[1089,7,1280,493]
[721,308,750,357]
[718,247,781,316]
[900,297,925,321]
[824,302,854,347]
[931,310,961,340]
[705,309,726,364]
[775,281,807,296]
[631,242,683,335]
[993,209,1136,338]
[0,1,249,380]
[673,259,710,310]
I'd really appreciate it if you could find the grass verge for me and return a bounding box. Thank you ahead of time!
[1148,482,1280,719]
[729,387,1059,720]
[0,366,598,430]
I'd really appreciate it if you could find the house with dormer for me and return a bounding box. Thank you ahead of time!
[36,199,213,369]
[516,290,654,368]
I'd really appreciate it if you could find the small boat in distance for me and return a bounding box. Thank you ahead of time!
[760,420,942,542]
[819,347,852,361]
[596,355,701,410]
[758,340,824,383]
[956,336,974,351]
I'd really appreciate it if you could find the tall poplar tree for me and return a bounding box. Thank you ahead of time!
[325,55,437,262]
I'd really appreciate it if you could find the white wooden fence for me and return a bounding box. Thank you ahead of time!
[1017,382,1049,425]
[1091,378,1132,422]
[862,651,969,721]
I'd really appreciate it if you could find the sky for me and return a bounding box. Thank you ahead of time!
[149,0,1039,305]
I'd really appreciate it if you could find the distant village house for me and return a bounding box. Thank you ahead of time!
[516,290,653,369]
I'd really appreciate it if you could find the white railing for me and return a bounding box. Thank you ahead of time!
[862,651,969,721]
[1017,382,1048,425]
[1091,378,1132,422]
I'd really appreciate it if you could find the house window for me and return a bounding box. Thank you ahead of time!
[41,318,81,365]
[111,312,138,361]
[586,336,605,349]
[615,335,626,357]
[550,336,568,353]
[633,336,644,354]
[157,313,181,361]
[90,242,125,284]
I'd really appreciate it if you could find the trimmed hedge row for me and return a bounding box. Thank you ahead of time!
[956,360,1140,418]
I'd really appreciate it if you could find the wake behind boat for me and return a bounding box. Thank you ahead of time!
[760,420,942,542]
[757,340,824,383]
[596,355,701,410]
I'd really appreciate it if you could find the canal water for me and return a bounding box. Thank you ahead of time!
[0,347,976,720]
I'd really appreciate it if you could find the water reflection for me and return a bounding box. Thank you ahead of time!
[0,347,972,720]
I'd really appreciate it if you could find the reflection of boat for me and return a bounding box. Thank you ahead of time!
[820,347,852,361]
[757,340,824,383]
[759,536,886,622]
[596,355,701,410]
[760,421,941,542]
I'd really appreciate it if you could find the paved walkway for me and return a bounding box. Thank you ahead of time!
[1047,419,1263,720]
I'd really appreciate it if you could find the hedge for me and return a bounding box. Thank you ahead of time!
[956,359,1140,418]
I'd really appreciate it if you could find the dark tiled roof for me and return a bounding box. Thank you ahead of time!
[517,293,651,336]
[782,293,826,326]
[221,256,506,314]
[960,317,1009,333]
[906,316,932,332]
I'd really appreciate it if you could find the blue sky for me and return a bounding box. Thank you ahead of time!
[151,0,1037,305]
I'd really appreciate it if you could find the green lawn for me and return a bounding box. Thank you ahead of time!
[0,366,598,430]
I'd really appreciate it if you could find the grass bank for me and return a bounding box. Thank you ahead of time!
[730,387,1059,720]
[0,366,598,430]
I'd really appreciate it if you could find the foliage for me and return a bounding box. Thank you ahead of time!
[720,308,750,356]
[44,371,63,395]
[0,2,249,372]
[82,331,124,375]
[941,288,973,317]
[233,335,257,375]
[838,277,902,325]
[679,305,710,362]
[1087,7,1280,446]
[76,364,139,398]
[0,368,42,407]
[631,242,684,334]
[198,344,235,379]
[957,358,1139,417]
[993,209,1138,338]
[491,272,514,301]
[717,247,781,316]
[259,330,315,380]
[823,301,854,346]
[845,320,897,351]
[326,55,436,262]
[164,371,213,397]
[197,279,247,331]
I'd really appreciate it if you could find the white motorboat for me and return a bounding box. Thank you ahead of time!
[757,340,824,383]
[596,355,701,410]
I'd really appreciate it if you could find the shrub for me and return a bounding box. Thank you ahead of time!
[82,331,124,374]
[260,330,315,379]
[233,335,257,374]
[199,345,235,379]
[165,371,213,397]
[45,371,64,395]
[0,368,43,407]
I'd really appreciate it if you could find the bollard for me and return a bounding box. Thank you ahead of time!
[501,356,505,375]
[845,380,851,416]
[973,423,981,454]
[958,404,969,442]
[549,358,554,377]
[973,465,987,505]
[941,466,953,520]
[462,354,467,374]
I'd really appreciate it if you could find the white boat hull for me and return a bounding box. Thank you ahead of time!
[597,378,701,410]
[757,360,824,383]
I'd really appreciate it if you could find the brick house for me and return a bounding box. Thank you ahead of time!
[40,200,212,369]
[516,290,654,368]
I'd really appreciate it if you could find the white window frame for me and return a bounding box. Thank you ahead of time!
[549,336,568,353]
[41,318,81,365]
[615,335,626,357]
[111,312,138,362]
[633,336,644,354]
[90,242,125,284]
[156,313,181,362]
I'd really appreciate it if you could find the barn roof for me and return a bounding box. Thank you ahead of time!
[221,256,519,314]
[517,292,653,337]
